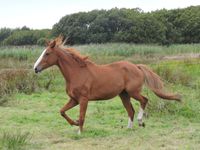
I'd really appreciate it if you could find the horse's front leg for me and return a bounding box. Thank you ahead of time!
[60,98,79,126]
[77,97,88,134]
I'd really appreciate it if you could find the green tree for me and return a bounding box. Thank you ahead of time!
[0,28,12,45]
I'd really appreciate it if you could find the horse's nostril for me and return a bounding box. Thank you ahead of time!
[34,68,38,73]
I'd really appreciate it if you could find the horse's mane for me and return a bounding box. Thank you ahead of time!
[54,36,90,67]
[63,47,89,67]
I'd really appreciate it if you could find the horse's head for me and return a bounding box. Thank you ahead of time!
[34,40,58,73]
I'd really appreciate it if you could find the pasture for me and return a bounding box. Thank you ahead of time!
[0,43,200,150]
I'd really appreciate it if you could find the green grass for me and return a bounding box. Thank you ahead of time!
[0,43,200,149]
[152,59,200,87]
[1,83,199,149]
[0,131,31,150]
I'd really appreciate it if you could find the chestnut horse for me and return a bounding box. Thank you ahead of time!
[34,37,181,134]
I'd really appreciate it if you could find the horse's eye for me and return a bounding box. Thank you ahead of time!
[45,53,50,56]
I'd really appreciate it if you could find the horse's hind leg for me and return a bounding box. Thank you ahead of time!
[119,91,135,128]
[130,92,148,127]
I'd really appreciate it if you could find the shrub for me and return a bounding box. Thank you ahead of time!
[0,69,56,106]
[2,29,50,46]
[3,30,37,45]
[0,69,35,105]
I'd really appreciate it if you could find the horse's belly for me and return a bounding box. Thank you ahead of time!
[89,80,124,100]
[90,92,119,101]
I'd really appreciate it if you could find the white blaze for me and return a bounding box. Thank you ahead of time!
[33,49,47,69]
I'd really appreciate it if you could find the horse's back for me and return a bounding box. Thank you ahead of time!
[105,61,145,93]
[104,61,143,76]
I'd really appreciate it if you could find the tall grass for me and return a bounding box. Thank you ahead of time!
[75,43,199,64]
[0,43,199,65]
[0,46,42,61]
[0,131,30,150]
[77,43,200,56]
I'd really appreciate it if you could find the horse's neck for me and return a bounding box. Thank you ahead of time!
[56,50,83,83]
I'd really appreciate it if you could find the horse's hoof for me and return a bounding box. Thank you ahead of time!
[139,122,145,127]
[73,120,79,126]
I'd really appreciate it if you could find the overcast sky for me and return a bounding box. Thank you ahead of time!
[0,0,199,29]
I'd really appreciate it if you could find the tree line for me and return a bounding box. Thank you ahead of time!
[0,6,199,46]
[52,6,200,45]
[0,26,50,46]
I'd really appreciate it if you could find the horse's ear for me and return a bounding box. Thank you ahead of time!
[45,39,50,46]
[55,35,64,46]
[49,40,56,48]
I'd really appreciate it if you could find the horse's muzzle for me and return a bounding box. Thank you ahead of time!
[34,66,42,73]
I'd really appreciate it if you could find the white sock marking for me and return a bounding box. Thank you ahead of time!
[127,118,133,128]
[137,107,144,121]
[33,49,46,69]
[78,129,81,135]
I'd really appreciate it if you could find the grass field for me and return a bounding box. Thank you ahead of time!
[0,43,200,150]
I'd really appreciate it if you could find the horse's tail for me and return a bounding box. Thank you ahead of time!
[137,64,181,101]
